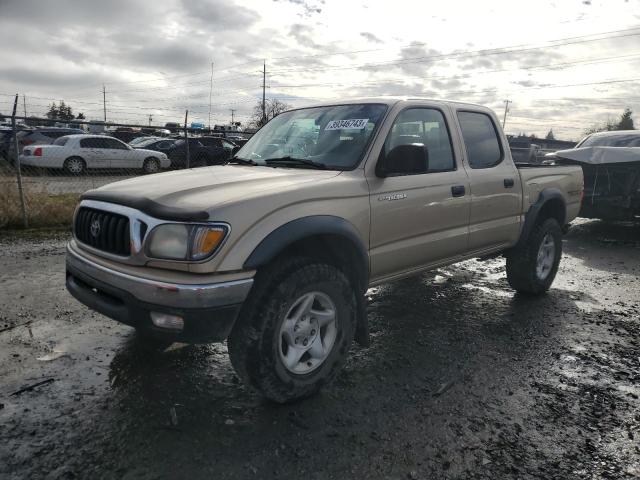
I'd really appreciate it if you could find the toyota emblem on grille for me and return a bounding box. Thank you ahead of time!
[90,219,101,238]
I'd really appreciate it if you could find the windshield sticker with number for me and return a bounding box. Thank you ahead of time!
[325,118,369,130]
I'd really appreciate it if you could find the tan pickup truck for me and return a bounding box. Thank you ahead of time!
[66,98,583,402]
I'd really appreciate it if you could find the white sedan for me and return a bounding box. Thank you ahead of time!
[19,134,171,174]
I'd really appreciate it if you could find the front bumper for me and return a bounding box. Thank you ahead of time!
[65,245,253,343]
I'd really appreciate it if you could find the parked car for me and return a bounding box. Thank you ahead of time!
[111,130,148,144]
[129,136,161,146]
[9,127,84,162]
[509,139,540,164]
[198,136,237,159]
[19,134,170,174]
[66,98,583,402]
[164,122,181,133]
[132,137,176,153]
[0,126,15,162]
[165,137,227,168]
[552,130,640,221]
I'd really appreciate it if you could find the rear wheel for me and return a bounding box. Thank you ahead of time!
[64,156,86,175]
[506,218,562,294]
[142,157,160,174]
[228,257,357,403]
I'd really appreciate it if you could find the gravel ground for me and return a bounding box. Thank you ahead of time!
[0,219,639,480]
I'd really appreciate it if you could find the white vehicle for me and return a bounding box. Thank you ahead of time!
[19,134,170,174]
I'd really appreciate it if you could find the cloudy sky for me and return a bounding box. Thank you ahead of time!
[0,0,639,139]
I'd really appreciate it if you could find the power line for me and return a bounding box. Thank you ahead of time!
[266,29,640,76]
[266,25,640,63]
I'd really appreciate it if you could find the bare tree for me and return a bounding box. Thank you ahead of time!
[250,99,292,128]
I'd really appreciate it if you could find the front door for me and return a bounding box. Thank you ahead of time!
[368,107,471,280]
[103,138,136,169]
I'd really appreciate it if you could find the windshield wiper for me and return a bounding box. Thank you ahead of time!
[264,156,326,169]
[227,156,258,166]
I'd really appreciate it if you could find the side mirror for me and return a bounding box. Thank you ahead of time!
[376,143,429,177]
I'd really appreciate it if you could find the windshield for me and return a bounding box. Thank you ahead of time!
[236,103,387,170]
[577,133,640,148]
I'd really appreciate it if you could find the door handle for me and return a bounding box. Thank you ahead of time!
[451,185,466,197]
[504,178,515,188]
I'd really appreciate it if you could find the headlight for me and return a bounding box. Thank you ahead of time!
[146,224,228,261]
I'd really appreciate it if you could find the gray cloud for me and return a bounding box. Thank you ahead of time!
[181,0,260,30]
[360,32,383,44]
[288,23,321,49]
[272,0,324,16]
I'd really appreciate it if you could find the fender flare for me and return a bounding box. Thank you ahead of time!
[518,188,567,246]
[243,215,371,346]
[243,215,369,288]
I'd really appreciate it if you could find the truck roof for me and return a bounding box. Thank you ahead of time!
[302,96,489,110]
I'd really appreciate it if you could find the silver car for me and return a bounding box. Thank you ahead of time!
[19,134,170,174]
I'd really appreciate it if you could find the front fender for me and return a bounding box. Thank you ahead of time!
[243,215,369,285]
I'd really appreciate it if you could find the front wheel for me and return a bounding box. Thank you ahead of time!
[506,218,562,295]
[228,258,357,403]
[142,157,160,174]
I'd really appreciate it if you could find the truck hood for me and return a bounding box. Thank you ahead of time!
[81,165,342,221]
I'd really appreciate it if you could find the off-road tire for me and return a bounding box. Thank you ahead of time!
[64,156,86,175]
[142,157,160,174]
[506,217,562,295]
[228,257,357,403]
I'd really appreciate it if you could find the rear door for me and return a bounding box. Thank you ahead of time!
[454,109,522,253]
[368,106,471,279]
[78,137,110,168]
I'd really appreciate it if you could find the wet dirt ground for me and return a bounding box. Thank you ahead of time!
[1,219,639,480]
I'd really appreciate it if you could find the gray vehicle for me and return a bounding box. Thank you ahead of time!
[10,127,84,162]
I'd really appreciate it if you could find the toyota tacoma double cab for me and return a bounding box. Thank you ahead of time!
[66,98,583,402]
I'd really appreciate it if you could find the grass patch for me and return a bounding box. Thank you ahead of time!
[0,179,79,229]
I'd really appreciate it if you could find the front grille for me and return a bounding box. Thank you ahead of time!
[75,207,131,256]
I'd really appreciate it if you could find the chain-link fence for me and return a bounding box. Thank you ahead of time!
[0,119,250,229]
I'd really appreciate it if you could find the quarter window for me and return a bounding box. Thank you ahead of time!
[457,111,503,169]
[382,108,455,175]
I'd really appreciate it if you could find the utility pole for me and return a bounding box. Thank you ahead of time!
[22,95,27,119]
[502,100,511,129]
[148,114,153,126]
[102,85,107,122]
[208,61,213,132]
[262,60,266,125]
[230,109,236,125]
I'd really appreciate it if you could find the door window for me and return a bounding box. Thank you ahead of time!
[102,138,128,149]
[457,111,503,169]
[79,138,104,148]
[382,108,455,175]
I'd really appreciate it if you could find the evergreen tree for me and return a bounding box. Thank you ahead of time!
[545,129,555,140]
[616,108,634,130]
[46,102,59,120]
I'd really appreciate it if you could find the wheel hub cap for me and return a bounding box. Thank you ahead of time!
[536,233,556,280]
[278,291,337,375]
